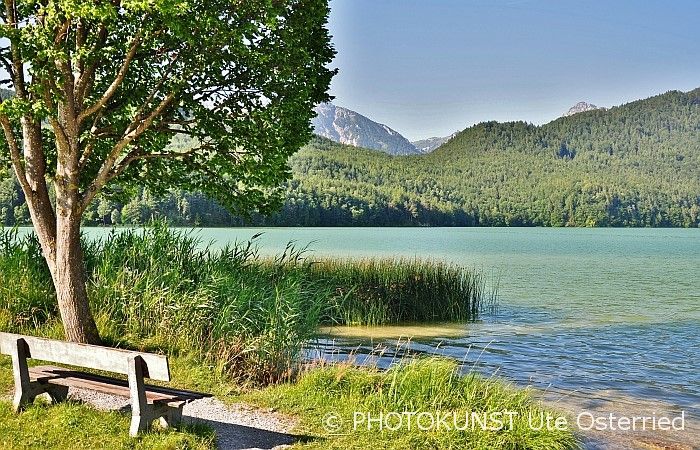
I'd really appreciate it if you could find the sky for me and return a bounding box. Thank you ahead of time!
[326,0,700,141]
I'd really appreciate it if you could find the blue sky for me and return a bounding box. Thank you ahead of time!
[327,0,700,140]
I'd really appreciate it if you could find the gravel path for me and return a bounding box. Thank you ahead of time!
[69,388,303,450]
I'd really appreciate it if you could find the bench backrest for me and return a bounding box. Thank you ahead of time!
[0,332,170,381]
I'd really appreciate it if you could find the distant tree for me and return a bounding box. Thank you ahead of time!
[12,203,28,224]
[0,0,335,343]
[96,198,112,225]
[109,208,120,226]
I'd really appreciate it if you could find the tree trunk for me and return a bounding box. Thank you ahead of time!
[52,213,101,344]
[4,58,102,345]
[20,159,101,344]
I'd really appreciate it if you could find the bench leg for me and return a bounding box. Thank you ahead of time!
[12,383,45,412]
[130,414,151,437]
[126,356,187,436]
[128,355,151,436]
[13,382,47,411]
[10,338,41,413]
[13,388,34,413]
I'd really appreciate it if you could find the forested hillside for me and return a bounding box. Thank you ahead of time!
[1,89,699,227]
[261,88,700,227]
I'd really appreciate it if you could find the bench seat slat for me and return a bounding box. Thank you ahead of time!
[0,333,170,381]
[32,366,210,401]
[29,366,209,406]
[29,365,206,399]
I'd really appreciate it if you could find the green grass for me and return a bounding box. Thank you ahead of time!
[0,401,215,450]
[246,357,580,450]
[0,357,12,393]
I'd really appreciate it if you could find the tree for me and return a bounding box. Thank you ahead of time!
[109,208,120,226]
[0,0,335,343]
[96,198,112,225]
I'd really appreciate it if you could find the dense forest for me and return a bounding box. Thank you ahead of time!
[2,88,699,227]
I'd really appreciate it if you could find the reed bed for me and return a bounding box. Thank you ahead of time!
[0,229,56,331]
[0,224,493,385]
[311,258,485,325]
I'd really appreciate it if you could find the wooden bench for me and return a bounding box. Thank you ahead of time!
[0,332,211,436]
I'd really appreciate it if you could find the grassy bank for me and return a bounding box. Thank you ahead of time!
[0,402,215,450]
[0,355,578,450]
[247,358,579,450]
[0,224,489,384]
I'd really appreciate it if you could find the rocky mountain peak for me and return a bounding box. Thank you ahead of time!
[312,103,421,155]
[564,102,605,117]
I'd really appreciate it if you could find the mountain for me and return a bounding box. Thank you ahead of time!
[270,88,699,227]
[564,101,605,117]
[3,89,699,228]
[411,133,458,153]
[312,103,421,155]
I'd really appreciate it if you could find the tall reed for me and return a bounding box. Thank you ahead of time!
[0,228,55,331]
[0,224,493,385]
[311,258,485,325]
[85,226,331,384]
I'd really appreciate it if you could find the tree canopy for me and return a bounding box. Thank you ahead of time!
[1,0,335,215]
[0,0,335,343]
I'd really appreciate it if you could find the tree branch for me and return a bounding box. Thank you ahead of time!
[75,23,108,107]
[0,114,31,193]
[81,91,175,209]
[77,32,141,124]
[78,109,106,170]
[131,52,181,119]
[40,75,71,156]
[107,145,202,183]
[3,0,27,100]
[4,0,49,186]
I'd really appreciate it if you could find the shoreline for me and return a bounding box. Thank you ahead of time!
[315,324,699,450]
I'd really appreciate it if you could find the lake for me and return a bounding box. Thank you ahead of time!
[82,226,700,446]
[193,226,699,447]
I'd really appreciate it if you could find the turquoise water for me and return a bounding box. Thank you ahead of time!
[193,227,699,326]
[185,227,700,422]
